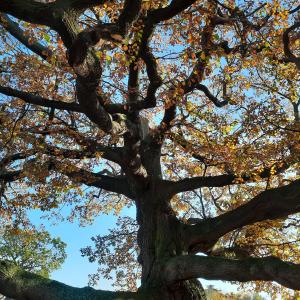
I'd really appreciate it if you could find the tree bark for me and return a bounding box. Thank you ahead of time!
[135,180,207,300]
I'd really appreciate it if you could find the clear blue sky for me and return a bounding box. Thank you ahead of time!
[29,207,136,290]
[29,206,241,294]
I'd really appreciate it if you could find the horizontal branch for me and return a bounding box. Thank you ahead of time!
[0,85,83,112]
[164,255,300,290]
[0,0,109,26]
[0,260,136,300]
[185,179,300,252]
[44,143,123,165]
[0,158,132,198]
[0,144,125,190]
[0,170,22,182]
[166,174,236,195]
[57,163,134,199]
[166,160,293,195]
[30,128,125,165]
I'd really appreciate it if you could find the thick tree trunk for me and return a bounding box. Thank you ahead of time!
[135,181,207,300]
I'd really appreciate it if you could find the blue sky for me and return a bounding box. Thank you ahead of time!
[29,206,242,294]
[28,207,136,290]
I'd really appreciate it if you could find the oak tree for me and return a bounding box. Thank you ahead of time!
[0,0,299,299]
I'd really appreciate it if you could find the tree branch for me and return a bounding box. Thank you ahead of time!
[0,85,83,113]
[0,13,52,61]
[196,84,229,107]
[154,5,220,139]
[166,160,293,195]
[0,151,36,168]
[0,260,136,300]
[0,1,56,26]
[185,179,300,252]
[68,0,142,66]
[0,157,133,198]
[55,0,110,11]
[139,45,163,111]
[0,170,22,182]
[148,0,198,23]
[57,163,134,199]
[164,255,300,290]
[0,0,111,26]
[44,143,123,165]
[283,21,300,70]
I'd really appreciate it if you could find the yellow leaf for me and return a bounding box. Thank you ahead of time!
[200,52,206,61]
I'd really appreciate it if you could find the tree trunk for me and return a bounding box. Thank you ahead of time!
[136,181,207,300]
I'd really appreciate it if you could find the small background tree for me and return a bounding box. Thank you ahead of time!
[0,226,66,278]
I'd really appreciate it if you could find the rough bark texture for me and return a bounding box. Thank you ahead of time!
[133,149,207,299]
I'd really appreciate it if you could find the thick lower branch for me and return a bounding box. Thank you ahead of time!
[164,255,300,290]
[0,151,36,168]
[0,160,132,199]
[45,144,123,165]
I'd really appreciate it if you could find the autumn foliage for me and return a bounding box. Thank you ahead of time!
[0,0,299,299]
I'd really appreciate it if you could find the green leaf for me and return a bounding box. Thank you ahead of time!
[44,34,50,43]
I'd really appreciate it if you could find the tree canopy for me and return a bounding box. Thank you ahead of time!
[0,0,299,299]
[0,226,66,278]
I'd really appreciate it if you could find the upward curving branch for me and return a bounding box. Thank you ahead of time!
[0,13,52,61]
[147,0,198,23]
[184,179,300,252]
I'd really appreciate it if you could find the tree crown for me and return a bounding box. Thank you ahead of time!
[0,0,299,299]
